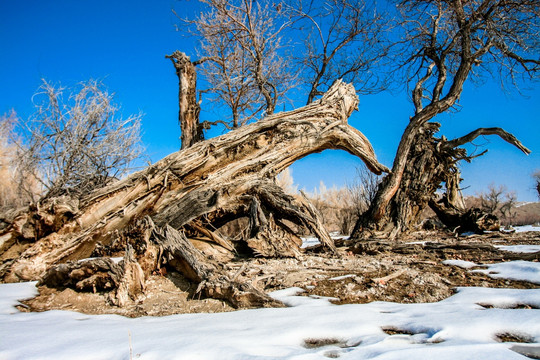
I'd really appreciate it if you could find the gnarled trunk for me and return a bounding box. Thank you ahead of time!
[352,124,530,239]
[1,80,387,307]
[166,51,204,149]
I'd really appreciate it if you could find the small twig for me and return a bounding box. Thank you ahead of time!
[372,269,407,284]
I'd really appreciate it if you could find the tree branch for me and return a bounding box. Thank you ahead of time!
[443,127,531,155]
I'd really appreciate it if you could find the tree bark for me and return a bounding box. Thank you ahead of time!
[166,51,204,149]
[0,80,387,305]
[153,223,282,308]
[352,124,530,239]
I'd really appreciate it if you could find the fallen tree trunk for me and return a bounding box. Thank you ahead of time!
[0,80,387,306]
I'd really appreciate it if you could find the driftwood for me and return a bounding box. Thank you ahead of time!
[0,80,387,307]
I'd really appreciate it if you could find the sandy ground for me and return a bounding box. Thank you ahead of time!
[19,230,539,317]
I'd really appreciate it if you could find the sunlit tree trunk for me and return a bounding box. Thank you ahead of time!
[166,51,204,149]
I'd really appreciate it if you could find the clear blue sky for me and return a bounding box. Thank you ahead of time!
[1,0,539,201]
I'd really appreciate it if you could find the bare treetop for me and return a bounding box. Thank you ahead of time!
[288,0,392,103]
[176,0,392,131]
[395,0,539,114]
[16,80,145,199]
[184,0,295,128]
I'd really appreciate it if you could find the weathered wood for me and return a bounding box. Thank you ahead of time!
[39,245,147,307]
[297,191,336,252]
[166,51,204,149]
[39,257,124,293]
[442,127,531,155]
[0,81,386,306]
[114,244,146,307]
[352,123,530,239]
[429,200,500,234]
[153,224,282,308]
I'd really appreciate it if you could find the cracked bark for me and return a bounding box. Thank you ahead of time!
[1,80,386,307]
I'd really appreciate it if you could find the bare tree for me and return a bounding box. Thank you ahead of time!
[275,167,298,195]
[173,0,391,142]
[477,184,517,225]
[500,191,517,225]
[534,170,540,199]
[347,166,381,216]
[191,4,262,129]
[353,0,538,237]
[288,0,391,104]
[16,80,145,200]
[479,184,506,214]
[180,0,295,131]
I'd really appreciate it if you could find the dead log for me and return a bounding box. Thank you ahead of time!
[429,200,500,234]
[0,80,387,306]
[153,224,282,308]
[39,257,124,293]
[114,244,146,307]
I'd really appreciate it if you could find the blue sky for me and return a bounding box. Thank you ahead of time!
[1,0,539,201]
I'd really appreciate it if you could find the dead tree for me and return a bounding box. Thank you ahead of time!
[534,171,540,199]
[166,51,204,149]
[351,0,538,238]
[0,80,387,307]
[352,123,530,238]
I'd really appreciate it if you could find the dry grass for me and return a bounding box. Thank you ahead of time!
[0,112,40,211]
[466,195,540,227]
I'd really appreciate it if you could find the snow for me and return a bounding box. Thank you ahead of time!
[495,245,540,253]
[442,259,479,269]
[0,281,38,315]
[301,237,321,248]
[405,241,427,245]
[514,225,540,233]
[79,256,124,264]
[444,259,540,285]
[471,261,540,285]
[329,274,356,281]
[1,281,539,359]
[301,234,349,249]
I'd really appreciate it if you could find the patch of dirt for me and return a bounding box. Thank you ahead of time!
[303,338,352,349]
[381,327,416,336]
[496,332,535,343]
[21,272,235,317]
[19,230,540,317]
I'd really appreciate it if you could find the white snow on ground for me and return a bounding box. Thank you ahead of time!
[444,259,540,285]
[471,261,540,285]
[0,281,38,315]
[495,245,540,253]
[442,259,479,269]
[301,237,321,248]
[1,281,540,359]
[301,234,349,248]
[329,274,356,281]
[405,241,428,245]
[78,256,124,264]
[514,225,540,233]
